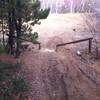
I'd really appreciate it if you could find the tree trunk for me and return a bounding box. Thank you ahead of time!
[1,18,5,46]
[15,18,22,58]
[8,11,14,54]
[10,8,22,58]
[70,0,74,13]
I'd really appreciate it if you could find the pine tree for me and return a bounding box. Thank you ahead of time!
[0,0,50,57]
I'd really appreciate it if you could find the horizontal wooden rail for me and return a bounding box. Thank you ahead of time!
[56,37,93,53]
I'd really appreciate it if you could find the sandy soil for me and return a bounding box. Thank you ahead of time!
[32,13,93,48]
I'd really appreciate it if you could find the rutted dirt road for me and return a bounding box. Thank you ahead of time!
[20,49,100,100]
[20,14,100,100]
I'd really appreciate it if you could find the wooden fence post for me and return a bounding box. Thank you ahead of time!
[89,39,92,53]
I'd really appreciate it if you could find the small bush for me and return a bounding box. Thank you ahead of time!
[0,44,6,54]
[0,76,28,100]
[0,61,21,70]
[0,74,11,81]
[0,96,7,100]
[0,61,28,100]
[31,32,39,43]
[0,86,15,96]
[11,76,28,92]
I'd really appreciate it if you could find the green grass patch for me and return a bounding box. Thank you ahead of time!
[0,61,28,100]
[0,61,21,70]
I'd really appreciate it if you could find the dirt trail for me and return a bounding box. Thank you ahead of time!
[20,48,100,100]
[21,50,68,100]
